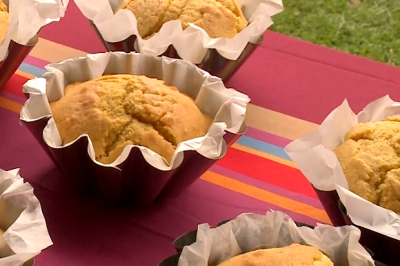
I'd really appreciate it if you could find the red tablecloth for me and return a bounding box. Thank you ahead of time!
[1,2,400,266]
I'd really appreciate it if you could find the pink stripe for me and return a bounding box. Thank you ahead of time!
[24,56,49,68]
[245,127,291,148]
[0,90,25,104]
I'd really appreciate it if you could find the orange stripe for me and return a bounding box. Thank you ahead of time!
[201,171,331,224]
[15,70,35,79]
[0,97,22,113]
[232,143,298,169]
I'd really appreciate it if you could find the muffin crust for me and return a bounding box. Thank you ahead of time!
[50,74,212,164]
[120,0,248,39]
[0,1,9,45]
[216,244,334,266]
[334,116,400,214]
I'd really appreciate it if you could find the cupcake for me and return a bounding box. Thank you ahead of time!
[0,0,68,90]
[175,211,375,266]
[334,116,400,215]
[285,95,400,265]
[49,74,213,165]
[0,168,52,266]
[20,52,250,205]
[74,0,283,81]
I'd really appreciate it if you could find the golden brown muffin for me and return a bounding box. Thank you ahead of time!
[334,116,400,214]
[0,227,5,258]
[0,1,9,45]
[50,74,213,165]
[0,0,6,11]
[215,244,334,266]
[119,0,248,39]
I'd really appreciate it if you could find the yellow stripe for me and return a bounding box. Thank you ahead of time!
[232,143,298,169]
[245,105,318,141]
[30,38,87,63]
[0,96,22,113]
[201,171,331,224]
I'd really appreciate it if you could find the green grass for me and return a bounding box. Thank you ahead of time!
[270,0,400,66]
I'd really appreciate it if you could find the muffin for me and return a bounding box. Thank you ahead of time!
[0,0,9,45]
[0,227,5,258]
[334,116,400,215]
[216,244,334,266]
[49,74,213,165]
[177,211,375,266]
[119,0,248,39]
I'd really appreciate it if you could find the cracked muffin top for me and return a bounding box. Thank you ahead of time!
[216,244,334,266]
[119,0,248,39]
[0,0,9,45]
[334,116,400,214]
[50,74,213,165]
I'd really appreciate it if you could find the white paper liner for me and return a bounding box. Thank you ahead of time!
[285,95,400,241]
[0,168,52,266]
[73,0,284,63]
[0,0,68,61]
[20,52,250,171]
[178,211,374,266]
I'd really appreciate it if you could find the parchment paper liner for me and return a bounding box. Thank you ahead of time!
[177,211,374,266]
[75,0,283,81]
[0,168,52,266]
[169,219,388,266]
[160,220,387,266]
[19,52,250,205]
[173,219,307,253]
[0,0,68,90]
[285,96,400,256]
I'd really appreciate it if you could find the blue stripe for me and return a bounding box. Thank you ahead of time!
[236,135,291,161]
[18,63,45,77]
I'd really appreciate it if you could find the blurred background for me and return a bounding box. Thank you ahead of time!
[270,0,400,66]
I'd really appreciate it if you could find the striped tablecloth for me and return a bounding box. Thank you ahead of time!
[1,2,400,266]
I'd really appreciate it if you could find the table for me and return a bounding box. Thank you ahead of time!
[1,2,400,266]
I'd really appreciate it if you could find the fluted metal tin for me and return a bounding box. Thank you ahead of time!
[0,35,38,90]
[339,201,399,266]
[158,123,246,200]
[157,253,181,266]
[21,52,249,206]
[312,186,349,226]
[22,118,245,206]
[89,21,262,82]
